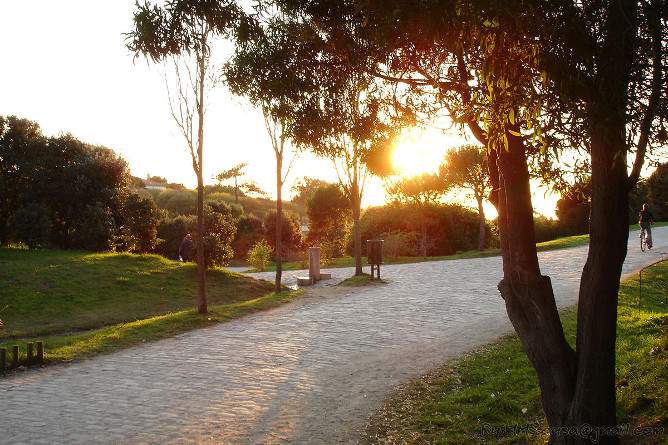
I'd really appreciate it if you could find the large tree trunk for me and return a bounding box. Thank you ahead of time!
[565,3,636,440]
[275,155,283,293]
[351,176,363,276]
[495,132,576,441]
[476,194,486,251]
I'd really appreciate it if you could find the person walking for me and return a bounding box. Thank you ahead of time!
[179,233,194,262]
[639,203,654,249]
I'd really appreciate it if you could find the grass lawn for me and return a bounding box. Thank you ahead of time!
[0,247,299,367]
[364,261,668,444]
[247,223,668,273]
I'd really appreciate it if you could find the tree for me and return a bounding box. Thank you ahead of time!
[385,173,446,255]
[120,192,161,253]
[263,210,302,259]
[306,183,351,259]
[214,162,266,203]
[439,145,492,250]
[127,0,244,314]
[291,177,330,209]
[264,0,666,440]
[225,17,303,291]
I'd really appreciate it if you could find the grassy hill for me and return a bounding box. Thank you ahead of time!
[0,248,297,367]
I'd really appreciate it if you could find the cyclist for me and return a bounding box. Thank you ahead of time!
[639,203,654,249]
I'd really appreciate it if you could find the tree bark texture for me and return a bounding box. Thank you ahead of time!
[494,132,577,442]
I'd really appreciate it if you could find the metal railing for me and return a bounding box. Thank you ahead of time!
[638,256,668,307]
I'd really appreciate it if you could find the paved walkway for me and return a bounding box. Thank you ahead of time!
[1,228,666,444]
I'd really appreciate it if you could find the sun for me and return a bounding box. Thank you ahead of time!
[391,128,450,177]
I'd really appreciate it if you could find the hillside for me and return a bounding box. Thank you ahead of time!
[0,248,276,339]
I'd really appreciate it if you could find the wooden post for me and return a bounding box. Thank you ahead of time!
[309,247,321,284]
[11,345,19,368]
[0,348,5,373]
[36,341,44,363]
[27,342,34,366]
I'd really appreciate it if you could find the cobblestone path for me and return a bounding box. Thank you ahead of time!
[1,228,666,444]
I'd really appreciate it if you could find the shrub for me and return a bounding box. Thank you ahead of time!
[12,203,52,248]
[264,210,303,260]
[247,239,273,271]
[381,231,419,259]
[233,214,265,259]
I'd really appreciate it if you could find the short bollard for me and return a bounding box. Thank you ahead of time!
[0,348,6,372]
[11,345,19,368]
[27,342,34,366]
[36,341,44,363]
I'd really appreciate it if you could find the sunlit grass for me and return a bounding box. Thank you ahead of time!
[0,291,300,364]
[0,248,276,339]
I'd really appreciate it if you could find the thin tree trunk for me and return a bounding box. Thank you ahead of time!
[476,194,486,250]
[195,53,207,315]
[352,175,363,276]
[234,176,239,204]
[275,154,283,293]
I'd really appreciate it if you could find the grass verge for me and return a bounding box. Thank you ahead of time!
[363,262,668,444]
[0,247,300,370]
[0,291,300,366]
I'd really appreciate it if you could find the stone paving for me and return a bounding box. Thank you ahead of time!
[1,227,666,444]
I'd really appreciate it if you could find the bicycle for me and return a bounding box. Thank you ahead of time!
[640,225,652,252]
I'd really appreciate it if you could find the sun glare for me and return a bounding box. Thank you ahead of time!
[391,129,450,177]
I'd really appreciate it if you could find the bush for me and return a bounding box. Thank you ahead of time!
[247,239,273,271]
[359,203,490,257]
[381,231,419,258]
[156,214,196,259]
[119,193,160,253]
[233,214,265,259]
[264,210,303,260]
[12,203,52,248]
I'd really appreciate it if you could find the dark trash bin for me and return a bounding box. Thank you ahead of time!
[367,239,383,279]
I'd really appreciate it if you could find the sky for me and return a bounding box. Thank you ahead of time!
[0,0,560,217]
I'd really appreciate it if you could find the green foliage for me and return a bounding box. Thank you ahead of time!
[440,145,491,201]
[196,204,237,267]
[381,231,419,259]
[247,239,273,272]
[647,162,668,220]
[386,173,446,205]
[0,115,166,253]
[263,210,303,259]
[232,214,265,259]
[306,182,351,258]
[360,203,492,256]
[12,203,52,248]
[119,193,161,253]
